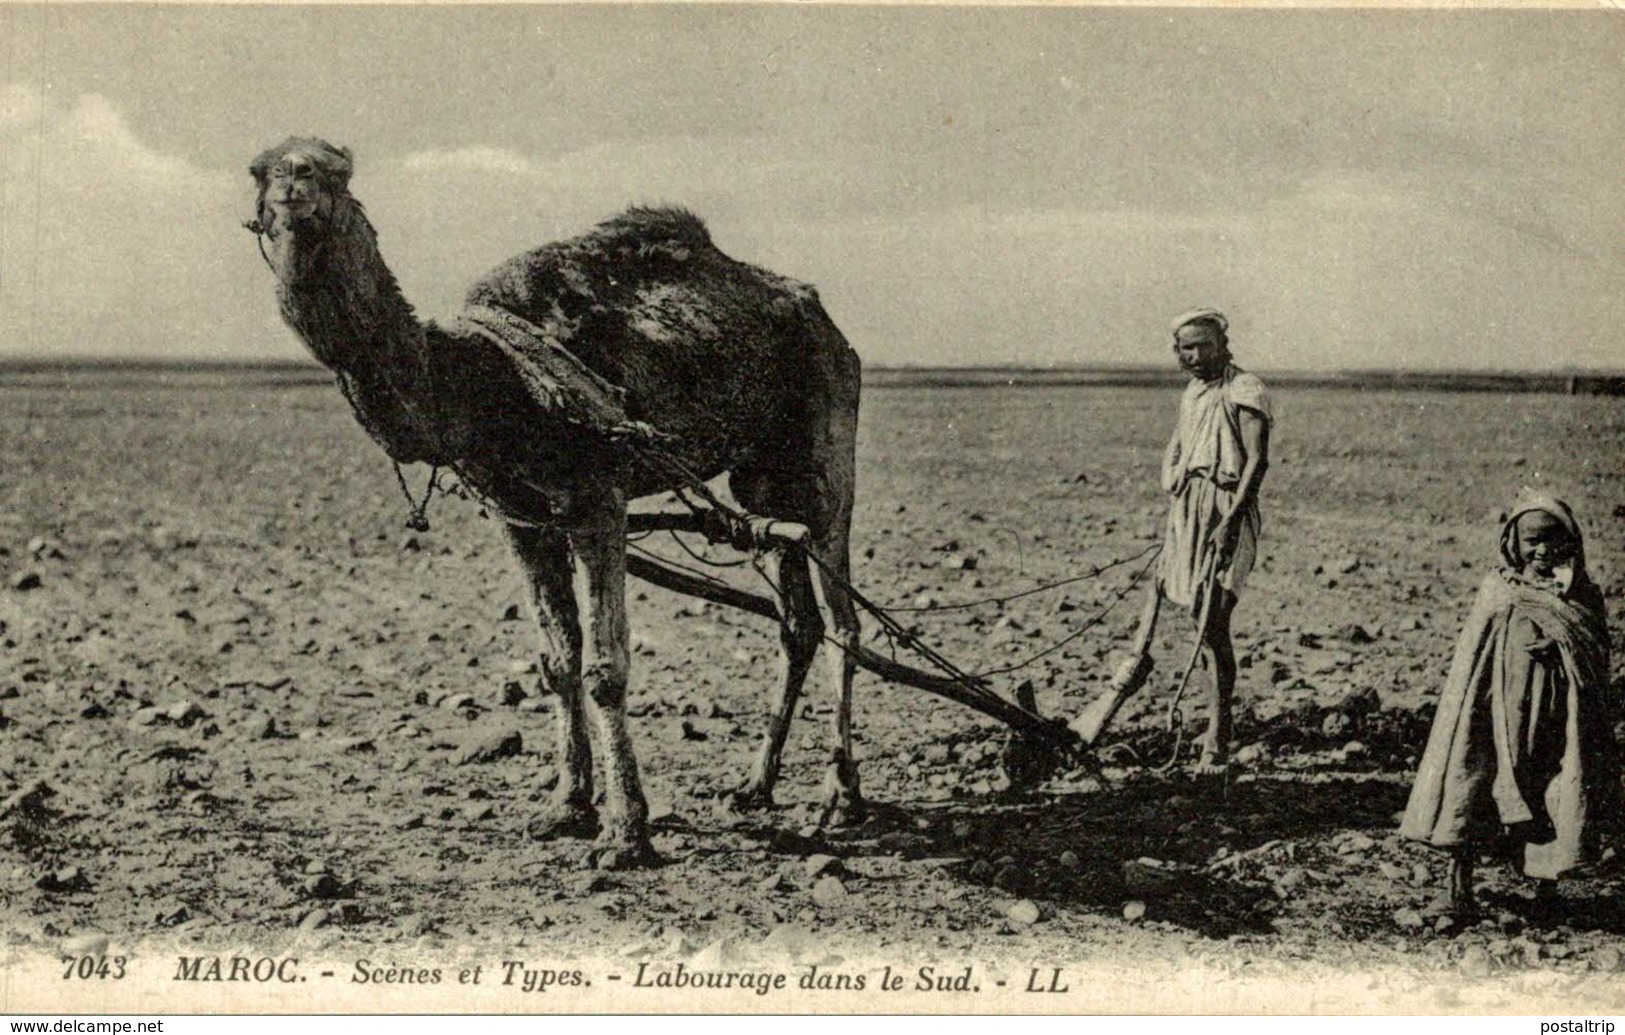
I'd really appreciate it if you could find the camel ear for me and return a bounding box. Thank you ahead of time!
[325,145,355,192]
[248,147,277,189]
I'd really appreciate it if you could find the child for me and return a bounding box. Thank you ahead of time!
[1073,308,1272,772]
[1400,493,1620,916]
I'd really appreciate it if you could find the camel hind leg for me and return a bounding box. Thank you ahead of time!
[729,547,821,811]
[733,339,863,826]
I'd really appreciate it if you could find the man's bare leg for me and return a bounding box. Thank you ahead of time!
[1192,589,1237,773]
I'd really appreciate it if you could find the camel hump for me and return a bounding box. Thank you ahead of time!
[591,206,714,251]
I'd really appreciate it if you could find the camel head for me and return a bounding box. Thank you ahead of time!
[248,137,356,288]
[249,137,416,374]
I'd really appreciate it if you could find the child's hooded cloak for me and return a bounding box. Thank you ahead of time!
[1400,492,1619,879]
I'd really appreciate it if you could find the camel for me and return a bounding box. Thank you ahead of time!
[248,137,863,866]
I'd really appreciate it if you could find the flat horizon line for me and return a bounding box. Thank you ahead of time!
[1,356,1622,379]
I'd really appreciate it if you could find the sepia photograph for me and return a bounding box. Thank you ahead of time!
[1,1,1622,1017]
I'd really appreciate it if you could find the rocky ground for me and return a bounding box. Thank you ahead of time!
[2,372,1623,1008]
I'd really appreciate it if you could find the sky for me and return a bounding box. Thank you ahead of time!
[0,5,1620,372]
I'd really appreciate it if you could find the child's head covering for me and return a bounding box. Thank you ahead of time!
[1500,489,1587,591]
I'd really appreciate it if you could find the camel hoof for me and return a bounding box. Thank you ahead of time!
[725,784,775,813]
[526,800,600,841]
[592,838,661,871]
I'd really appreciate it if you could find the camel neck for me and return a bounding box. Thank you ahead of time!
[275,202,459,465]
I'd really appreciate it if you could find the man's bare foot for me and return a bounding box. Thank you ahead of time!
[1192,738,1229,775]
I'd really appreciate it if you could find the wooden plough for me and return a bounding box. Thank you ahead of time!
[623,509,1084,759]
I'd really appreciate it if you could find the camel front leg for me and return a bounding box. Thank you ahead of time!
[504,524,598,840]
[568,493,656,867]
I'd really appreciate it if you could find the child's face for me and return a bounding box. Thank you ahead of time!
[1514,510,1577,577]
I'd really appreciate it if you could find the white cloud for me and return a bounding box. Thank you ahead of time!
[0,87,292,360]
[403,146,545,177]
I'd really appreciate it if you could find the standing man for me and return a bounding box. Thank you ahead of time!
[1074,309,1273,772]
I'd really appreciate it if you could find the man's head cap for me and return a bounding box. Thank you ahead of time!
[1171,308,1228,336]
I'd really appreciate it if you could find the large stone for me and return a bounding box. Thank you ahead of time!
[455,730,523,765]
[803,854,846,880]
[809,876,848,907]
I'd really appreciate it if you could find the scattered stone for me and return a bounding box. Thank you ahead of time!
[1335,557,1361,575]
[11,571,43,592]
[1393,907,1424,930]
[1058,850,1081,871]
[1336,686,1382,718]
[337,737,376,754]
[1458,945,1492,978]
[1377,862,1408,881]
[575,874,614,895]
[1234,743,1267,766]
[1339,833,1376,854]
[455,730,522,765]
[36,866,91,894]
[810,876,848,907]
[680,721,707,742]
[1591,945,1622,973]
[395,814,427,832]
[757,872,788,894]
[1122,858,1187,899]
[166,700,208,725]
[1410,863,1431,885]
[1122,900,1147,922]
[27,537,65,559]
[153,899,191,926]
[499,681,529,707]
[463,803,497,824]
[803,854,845,880]
[398,914,432,938]
[0,779,56,819]
[500,604,523,622]
[303,874,346,900]
[62,933,110,957]
[298,909,330,932]
[942,554,977,571]
[1006,899,1041,926]
[437,693,477,711]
